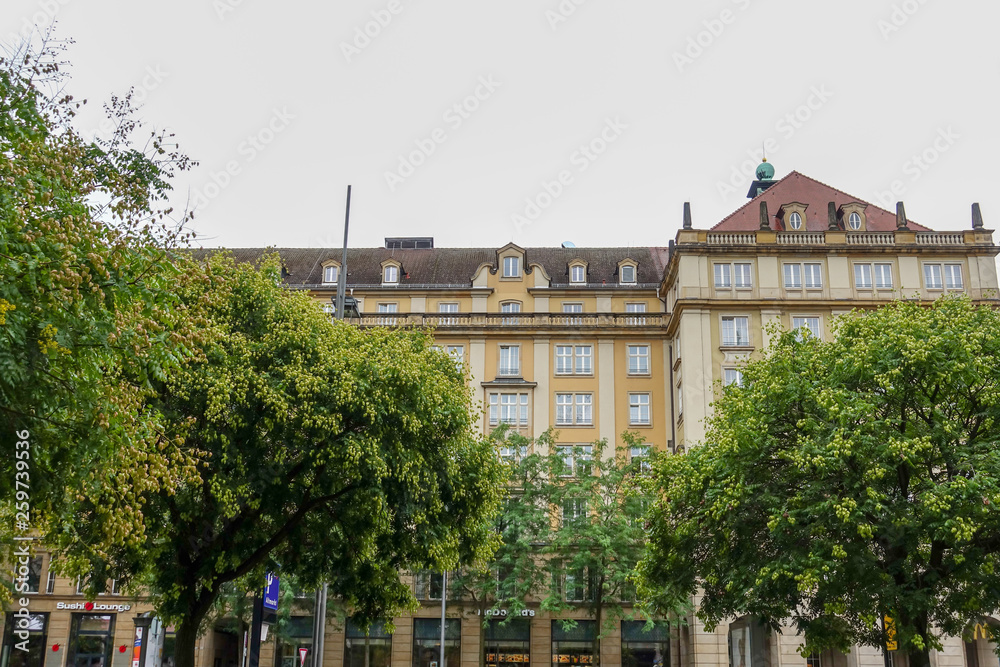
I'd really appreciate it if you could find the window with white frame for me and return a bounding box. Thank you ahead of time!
[625,302,647,325]
[376,302,398,325]
[874,263,893,289]
[788,211,803,229]
[714,263,752,288]
[501,301,521,325]
[45,569,55,594]
[629,393,651,426]
[555,345,592,375]
[627,345,650,375]
[438,302,458,325]
[446,345,464,370]
[854,264,873,289]
[792,316,821,341]
[323,265,339,284]
[630,444,652,472]
[723,368,744,387]
[619,264,636,284]
[499,441,527,462]
[783,263,802,289]
[556,444,593,476]
[489,392,529,427]
[498,345,520,376]
[677,383,683,416]
[555,393,593,426]
[382,265,399,284]
[721,316,750,347]
[414,571,443,600]
[561,498,588,526]
[563,302,583,325]
[563,566,593,603]
[847,212,862,230]
[570,265,586,283]
[924,263,963,290]
[804,263,823,288]
[503,256,520,277]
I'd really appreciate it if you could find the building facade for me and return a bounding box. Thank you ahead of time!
[4,168,998,667]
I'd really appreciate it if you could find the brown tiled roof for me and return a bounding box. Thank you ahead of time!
[713,171,932,232]
[193,247,670,288]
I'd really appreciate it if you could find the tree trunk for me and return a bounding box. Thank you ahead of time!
[902,612,931,667]
[174,596,214,667]
[594,581,603,667]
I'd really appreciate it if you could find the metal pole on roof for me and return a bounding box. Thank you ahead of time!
[336,185,352,320]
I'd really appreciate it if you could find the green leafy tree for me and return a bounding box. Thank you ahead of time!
[543,434,655,666]
[638,297,1000,667]
[55,253,505,667]
[0,35,199,558]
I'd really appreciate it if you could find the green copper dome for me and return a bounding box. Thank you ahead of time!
[756,159,775,180]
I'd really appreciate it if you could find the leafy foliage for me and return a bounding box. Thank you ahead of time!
[639,297,1000,663]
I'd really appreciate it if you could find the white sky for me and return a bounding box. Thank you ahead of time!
[4,0,999,250]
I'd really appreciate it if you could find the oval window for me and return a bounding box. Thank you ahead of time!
[789,212,803,230]
[848,212,862,230]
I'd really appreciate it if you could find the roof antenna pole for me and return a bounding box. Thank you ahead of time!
[336,185,352,320]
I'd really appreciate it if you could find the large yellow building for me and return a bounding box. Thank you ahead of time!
[4,168,998,667]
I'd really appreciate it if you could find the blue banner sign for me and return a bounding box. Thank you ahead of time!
[263,572,280,611]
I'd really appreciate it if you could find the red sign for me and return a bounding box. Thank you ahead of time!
[298,648,309,667]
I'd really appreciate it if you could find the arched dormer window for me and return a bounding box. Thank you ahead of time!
[777,203,809,232]
[569,260,588,284]
[381,260,401,285]
[321,261,340,285]
[618,259,638,285]
[839,202,868,232]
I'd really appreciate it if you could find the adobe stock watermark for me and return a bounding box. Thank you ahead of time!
[673,0,753,73]
[212,0,247,20]
[383,75,501,192]
[190,107,295,212]
[340,0,410,63]
[4,0,73,46]
[545,0,591,31]
[511,116,628,234]
[715,85,833,202]
[877,0,930,40]
[83,65,170,142]
[873,126,958,210]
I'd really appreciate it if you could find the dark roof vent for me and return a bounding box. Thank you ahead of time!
[385,237,433,249]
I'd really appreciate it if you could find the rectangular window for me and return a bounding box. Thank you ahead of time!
[627,345,650,375]
[874,263,893,289]
[501,301,521,325]
[555,345,592,375]
[783,263,802,289]
[438,302,458,325]
[383,265,398,284]
[345,620,392,667]
[792,316,821,341]
[561,498,588,526]
[555,394,592,426]
[570,265,586,283]
[563,567,592,603]
[855,263,873,289]
[721,316,750,347]
[945,263,964,289]
[413,619,460,667]
[804,263,823,289]
[626,302,647,325]
[489,393,529,427]
[629,444,652,473]
[924,263,943,289]
[503,256,520,277]
[45,569,55,594]
[323,265,339,284]
[484,618,530,667]
[19,556,42,594]
[620,265,636,284]
[723,368,744,387]
[273,617,314,667]
[376,303,398,325]
[563,302,583,325]
[714,263,732,288]
[446,345,464,370]
[622,621,670,667]
[734,263,752,288]
[68,614,115,667]
[498,345,520,376]
[552,620,595,665]
[806,655,822,667]
[2,612,48,667]
[629,393,651,426]
[414,571,443,600]
[556,445,593,477]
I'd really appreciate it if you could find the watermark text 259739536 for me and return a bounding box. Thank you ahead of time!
[12,429,33,652]
[15,429,30,534]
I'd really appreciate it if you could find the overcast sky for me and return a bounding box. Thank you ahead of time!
[4,0,998,250]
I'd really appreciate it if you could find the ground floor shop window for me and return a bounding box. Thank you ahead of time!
[345,619,392,667]
[412,618,460,667]
[68,614,116,667]
[728,617,769,667]
[551,620,595,665]
[274,616,313,667]
[622,621,669,667]
[1,613,48,667]
[485,618,530,667]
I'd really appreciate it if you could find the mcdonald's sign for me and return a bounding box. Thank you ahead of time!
[973,623,993,641]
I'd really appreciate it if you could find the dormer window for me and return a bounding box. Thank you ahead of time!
[839,203,867,231]
[619,262,637,285]
[383,265,399,284]
[788,212,803,230]
[570,263,586,284]
[322,264,340,284]
[848,212,862,230]
[503,256,520,278]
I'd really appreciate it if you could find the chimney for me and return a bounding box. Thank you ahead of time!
[759,201,770,230]
[972,203,984,229]
[683,202,692,230]
[827,202,838,231]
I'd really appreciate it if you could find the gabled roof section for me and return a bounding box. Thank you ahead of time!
[711,171,932,232]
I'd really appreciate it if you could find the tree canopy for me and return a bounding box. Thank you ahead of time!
[639,297,1000,667]
[54,252,505,667]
